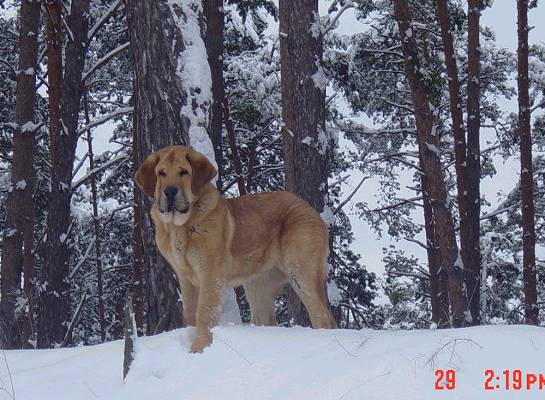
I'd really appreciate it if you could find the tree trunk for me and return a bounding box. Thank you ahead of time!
[45,0,62,165]
[123,297,136,380]
[517,0,538,325]
[279,0,328,327]
[223,95,247,196]
[0,0,40,349]
[422,176,449,328]
[38,0,91,348]
[126,0,217,334]
[83,92,106,341]
[465,0,482,325]
[435,0,482,325]
[393,0,468,328]
[132,108,145,335]
[204,0,224,191]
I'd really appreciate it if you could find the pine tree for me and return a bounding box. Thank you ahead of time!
[393,0,468,327]
[0,0,41,349]
[279,0,329,327]
[517,0,538,325]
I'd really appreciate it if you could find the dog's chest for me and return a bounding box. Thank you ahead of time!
[164,228,204,274]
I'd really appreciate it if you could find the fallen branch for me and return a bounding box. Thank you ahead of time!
[61,293,88,347]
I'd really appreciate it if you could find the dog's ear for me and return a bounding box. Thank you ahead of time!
[134,153,160,198]
[186,150,217,195]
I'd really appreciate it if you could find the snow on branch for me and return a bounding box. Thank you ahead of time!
[82,42,130,83]
[334,176,370,215]
[71,154,128,191]
[61,294,88,347]
[77,106,133,136]
[70,239,96,279]
[88,0,124,42]
[322,1,355,36]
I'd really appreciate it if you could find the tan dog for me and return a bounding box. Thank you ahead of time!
[135,145,335,352]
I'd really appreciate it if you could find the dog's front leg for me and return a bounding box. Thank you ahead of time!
[190,275,224,353]
[177,273,198,326]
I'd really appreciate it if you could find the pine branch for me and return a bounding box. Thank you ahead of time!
[71,154,128,191]
[88,0,124,42]
[60,294,88,347]
[76,106,133,136]
[82,42,130,83]
[334,176,369,215]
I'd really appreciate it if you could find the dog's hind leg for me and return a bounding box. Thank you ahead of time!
[244,268,287,326]
[279,226,336,329]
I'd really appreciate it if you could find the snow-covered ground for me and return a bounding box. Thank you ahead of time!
[1,325,544,400]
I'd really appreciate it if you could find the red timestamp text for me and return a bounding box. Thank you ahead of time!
[484,369,545,391]
[435,369,456,390]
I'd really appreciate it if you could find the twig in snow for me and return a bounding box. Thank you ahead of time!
[215,334,252,366]
[338,371,392,399]
[427,338,482,370]
[0,350,15,400]
[333,334,356,358]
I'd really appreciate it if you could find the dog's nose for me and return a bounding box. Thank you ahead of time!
[164,186,178,207]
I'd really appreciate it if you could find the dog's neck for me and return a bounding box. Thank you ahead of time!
[189,183,221,222]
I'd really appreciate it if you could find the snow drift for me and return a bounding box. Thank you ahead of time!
[1,325,544,400]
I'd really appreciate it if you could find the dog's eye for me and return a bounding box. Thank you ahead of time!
[158,170,166,177]
[179,169,188,176]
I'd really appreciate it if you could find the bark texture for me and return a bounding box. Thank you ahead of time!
[393,0,468,327]
[204,0,225,190]
[279,0,328,327]
[0,0,40,349]
[435,0,482,325]
[465,0,482,325]
[45,0,62,165]
[517,0,538,325]
[132,111,145,335]
[38,0,91,348]
[422,176,449,328]
[126,0,201,333]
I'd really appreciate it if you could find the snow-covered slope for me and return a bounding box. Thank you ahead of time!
[1,325,544,400]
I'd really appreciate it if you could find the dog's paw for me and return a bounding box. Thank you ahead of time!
[189,332,213,353]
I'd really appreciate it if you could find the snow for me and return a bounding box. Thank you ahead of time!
[326,279,342,306]
[167,0,217,175]
[219,288,242,325]
[2,325,545,400]
[320,204,335,228]
[425,142,441,157]
[21,121,38,132]
[14,180,26,190]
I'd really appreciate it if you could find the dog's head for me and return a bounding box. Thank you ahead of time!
[134,146,217,226]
